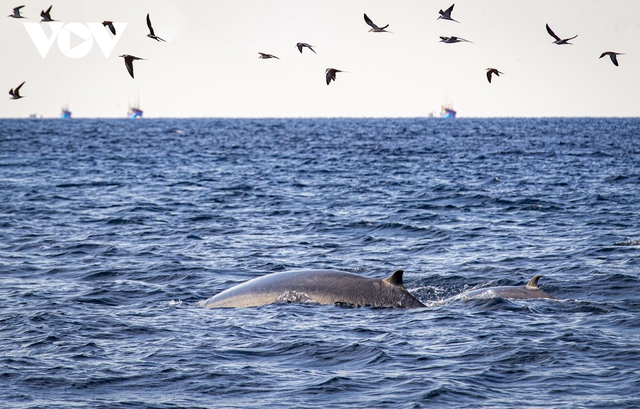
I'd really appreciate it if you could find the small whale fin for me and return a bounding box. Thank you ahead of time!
[526,275,542,290]
[383,270,404,287]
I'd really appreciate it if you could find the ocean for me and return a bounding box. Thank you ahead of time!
[1,118,639,408]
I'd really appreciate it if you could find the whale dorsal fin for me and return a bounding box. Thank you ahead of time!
[383,270,404,287]
[526,275,542,290]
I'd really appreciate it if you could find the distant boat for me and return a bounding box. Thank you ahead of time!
[128,105,143,118]
[60,105,72,119]
[440,103,457,119]
[127,95,143,118]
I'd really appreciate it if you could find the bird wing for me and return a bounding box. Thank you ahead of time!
[326,69,339,84]
[300,43,316,54]
[610,54,619,66]
[325,70,332,85]
[41,4,52,19]
[14,5,25,12]
[364,13,379,30]
[124,58,134,78]
[486,70,493,83]
[15,81,25,92]
[106,22,116,35]
[296,43,303,53]
[446,4,455,14]
[146,13,155,36]
[546,24,561,41]
[564,34,578,41]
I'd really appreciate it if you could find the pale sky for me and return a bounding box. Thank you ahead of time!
[2,1,640,118]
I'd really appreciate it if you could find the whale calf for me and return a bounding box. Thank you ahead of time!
[462,275,556,300]
[197,269,426,309]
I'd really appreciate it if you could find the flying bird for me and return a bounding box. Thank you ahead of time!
[486,68,504,83]
[258,52,279,59]
[40,5,54,22]
[439,36,472,44]
[599,51,624,67]
[325,68,344,85]
[438,4,459,23]
[146,13,165,42]
[119,54,145,78]
[102,20,116,35]
[258,51,280,60]
[364,13,390,33]
[9,81,25,99]
[546,24,577,45]
[8,5,25,18]
[296,42,316,54]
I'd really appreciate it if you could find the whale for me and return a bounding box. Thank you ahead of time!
[461,275,556,300]
[197,269,426,309]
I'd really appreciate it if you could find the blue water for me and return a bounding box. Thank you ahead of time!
[1,118,639,408]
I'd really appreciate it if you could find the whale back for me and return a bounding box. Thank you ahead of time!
[198,269,426,309]
[464,275,556,300]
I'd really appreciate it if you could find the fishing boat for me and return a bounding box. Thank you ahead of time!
[128,105,143,119]
[128,94,143,118]
[440,103,457,119]
[60,105,72,119]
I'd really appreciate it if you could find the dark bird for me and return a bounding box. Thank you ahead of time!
[364,13,390,33]
[486,68,504,83]
[439,36,472,44]
[258,52,279,59]
[296,42,316,54]
[119,54,145,78]
[325,68,344,85]
[546,24,577,45]
[9,81,25,99]
[146,13,165,42]
[40,5,54,22]
[599,51,624,67]
[8,5,25,18]
[438,4,459,23]
[102,20,116,35]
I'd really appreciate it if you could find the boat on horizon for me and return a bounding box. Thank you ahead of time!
[128,105,143,119]
[60,105,72,119]
[128,95,143,118]
[440,103,457,119]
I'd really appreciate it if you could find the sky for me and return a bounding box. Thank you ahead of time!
[2,0,640,118]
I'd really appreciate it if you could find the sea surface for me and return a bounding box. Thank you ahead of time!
[1,118,639,408]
